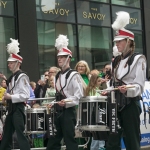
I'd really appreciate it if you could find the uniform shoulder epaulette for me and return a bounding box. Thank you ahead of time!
[55,69,77,82]
[6,70,27,85]
[127,52,141,66]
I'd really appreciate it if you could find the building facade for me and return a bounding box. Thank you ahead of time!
[0,0,149,82]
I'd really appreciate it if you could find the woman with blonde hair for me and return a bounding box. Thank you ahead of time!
[74,60,91,150]
[75,60,91,95]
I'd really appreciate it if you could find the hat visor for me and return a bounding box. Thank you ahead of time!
[7,57,18,62]
[113,37,126,42]
[7,57,22,63]
[57,52,72,57]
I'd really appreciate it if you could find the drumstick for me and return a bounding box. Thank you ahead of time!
[97,85,135,93]
[50,100,73,104]
[28,97,55,101]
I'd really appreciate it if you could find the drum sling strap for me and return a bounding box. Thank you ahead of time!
[6,70,27,115]
[112,52,147,128]
[55,69,77,112]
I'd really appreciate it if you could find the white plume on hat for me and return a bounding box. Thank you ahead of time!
[113,45,121,57]
[7,38,20,54]
[55,34,69,51]
[112,11,130,31]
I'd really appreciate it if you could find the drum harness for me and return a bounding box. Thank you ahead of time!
[55,69,77,115]
[111,52,148,128]
[6,70,27,115]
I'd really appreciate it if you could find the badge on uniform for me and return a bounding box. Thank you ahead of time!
[24,79,27,85]
[142,62,145,70]
[76,76,81,83]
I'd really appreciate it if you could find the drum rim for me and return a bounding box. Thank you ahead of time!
[26,107,46,113]
[80,96,107,102]
[78,125,110,131]
[25,130,46,134]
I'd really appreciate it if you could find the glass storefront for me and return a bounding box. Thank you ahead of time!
[111,0,141,8]
[36,0,143,72]
[78,25,112,69]
[37,21,77,74]
[0,0,15,76]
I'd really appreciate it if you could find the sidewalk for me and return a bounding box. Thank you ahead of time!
[141,146,150,150]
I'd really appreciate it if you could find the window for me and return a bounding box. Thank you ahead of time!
[111,0,141,8]
[0,17,15,76]
[78,25,112,69]
[77,0,109,3]
[77,1,111,27]
[112,6,142,30]
[36,0,75,23]
[0,0,14,16]
[37,21,77,74]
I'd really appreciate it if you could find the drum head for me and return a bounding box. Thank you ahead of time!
[78,125,110,131]
[80,96,107,103]
[26,107,46,113]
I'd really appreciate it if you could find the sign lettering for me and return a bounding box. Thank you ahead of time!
[38,116,44,130]
[0,1,7,8]
[43,8,69,16]
[83,11,105,20]
[112,108,116,132]
[130,18,137,24]
[98,107,106,124]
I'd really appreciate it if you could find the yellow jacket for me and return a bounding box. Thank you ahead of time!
[0,87,6,101]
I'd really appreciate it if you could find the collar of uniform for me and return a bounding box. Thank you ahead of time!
[13,69,21,76]
[121,50,132,60]
[61,67,71,74]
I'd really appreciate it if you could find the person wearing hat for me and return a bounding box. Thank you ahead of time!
[0,38,30,150]
[46,35,83,150]
[102,12,146,150]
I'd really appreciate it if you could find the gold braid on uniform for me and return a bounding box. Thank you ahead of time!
[124,40,135,68]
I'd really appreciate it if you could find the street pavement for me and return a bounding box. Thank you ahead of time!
[141,146,150,150]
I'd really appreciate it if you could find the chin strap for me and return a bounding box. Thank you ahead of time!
[122,37,129,54]
[61,55,69,69]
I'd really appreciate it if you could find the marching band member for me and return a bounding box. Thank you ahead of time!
[0,38,30,150]
[46,35,83,150]
[103,11,146,150]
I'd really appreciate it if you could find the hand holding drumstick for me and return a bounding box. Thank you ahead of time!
[47,100,72,108]
[99,85,135,96]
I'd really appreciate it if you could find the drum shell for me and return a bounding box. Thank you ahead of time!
[78,96,109,132]
[25,108,46,133]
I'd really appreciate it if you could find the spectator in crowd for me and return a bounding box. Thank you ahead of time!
[74,60,92,150]
[30,81,36,91]
[90,69,99,76]
[42,75,56,105]
[0,79,7,89]
[42,67,60,98]
[75,60,91,95]
[48,66,60,78]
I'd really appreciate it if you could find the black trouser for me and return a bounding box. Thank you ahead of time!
[106,100,141,150]
[0,103,30,150]
[46,107,78,150]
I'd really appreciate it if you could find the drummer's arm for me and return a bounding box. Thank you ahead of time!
[64,74,84,108]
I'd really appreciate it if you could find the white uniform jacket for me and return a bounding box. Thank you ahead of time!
[8,73,30,103]
[114,54,146,97]
[55,70,84,108]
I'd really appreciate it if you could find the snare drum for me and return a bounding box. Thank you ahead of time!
[78,96,110,132]
[25,108,46,134]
